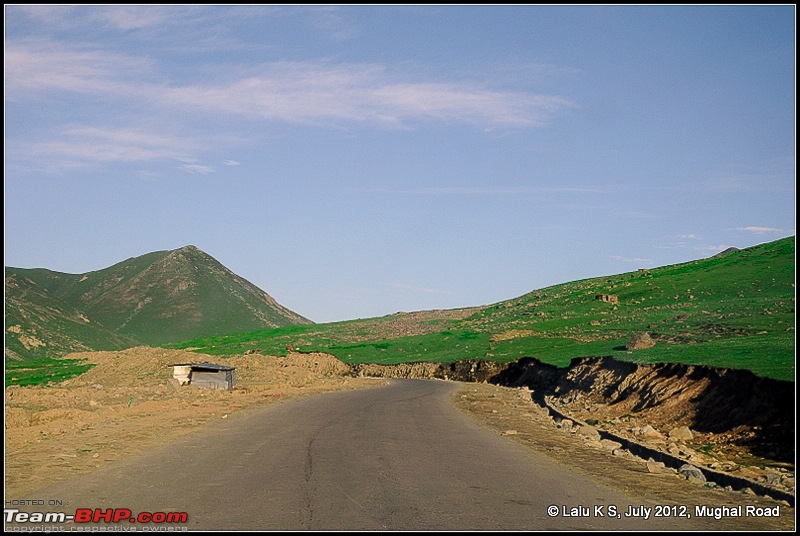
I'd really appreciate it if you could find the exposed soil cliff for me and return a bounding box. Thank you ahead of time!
[490,356,794,463]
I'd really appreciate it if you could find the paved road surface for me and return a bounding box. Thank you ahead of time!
[12,380,705,530]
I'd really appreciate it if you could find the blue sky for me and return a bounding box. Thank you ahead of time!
[4,5,795,323]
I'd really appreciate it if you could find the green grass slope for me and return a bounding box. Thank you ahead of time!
[169,237,795,381]
[5,357,94,387]
[6,245,312,356]
[5,273,138,361]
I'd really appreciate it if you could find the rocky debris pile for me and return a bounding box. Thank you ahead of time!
[626,332,655,350]
[544,400,794,504]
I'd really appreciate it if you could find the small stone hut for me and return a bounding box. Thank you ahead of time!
[595,294,619,304]
[169,362,236,390]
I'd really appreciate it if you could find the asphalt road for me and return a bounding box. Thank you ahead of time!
[12,380,705,530]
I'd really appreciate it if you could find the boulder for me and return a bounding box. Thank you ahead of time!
[668,426,694,441]
[646,461,673,475]
[638,424,662,439]
[577,425,601,441]
[626,333,655,350]
[601,439,623,451]
[679,464,706,482]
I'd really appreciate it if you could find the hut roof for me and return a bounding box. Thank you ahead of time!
[167,362,235,372]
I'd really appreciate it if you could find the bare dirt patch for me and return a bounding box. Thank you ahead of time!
[5,347,382,497]
[343,307,482,342]
[453,382,794,531]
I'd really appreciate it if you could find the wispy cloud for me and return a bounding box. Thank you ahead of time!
[25,125,199,164]
[224,160,241,166]
[160,64,575,128]
[610,255,653,264]
[4,41,153,99]
[734,226,786,234]
[6,41,575,129]
[9,5,77,25]
[9,5,208,34]
[90,6,170,30]
[6,31,577,175]
[653,234,700,249]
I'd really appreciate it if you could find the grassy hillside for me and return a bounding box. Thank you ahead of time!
[5,357,95,386]
[6,245,312,359]
[168,237,795,381]
[4,273,138,361]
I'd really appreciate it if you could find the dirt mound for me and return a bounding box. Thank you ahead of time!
[61,347,202,387]
[5,347,379,496]
[277,352,353,377]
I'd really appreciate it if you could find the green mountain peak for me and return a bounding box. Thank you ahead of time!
[5,247,311,360]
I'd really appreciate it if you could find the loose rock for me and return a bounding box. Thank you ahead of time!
[679,464,706,482]
[669,426,694,441]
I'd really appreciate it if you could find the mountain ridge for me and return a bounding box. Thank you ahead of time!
[5,245,312,359]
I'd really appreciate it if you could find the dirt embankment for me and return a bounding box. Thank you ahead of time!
[352,359,507,382]
[491,356,794,463]
[5,347,381,497]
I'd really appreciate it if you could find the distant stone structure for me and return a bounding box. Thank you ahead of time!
[169,362,236,390]
[595,294,619,305]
